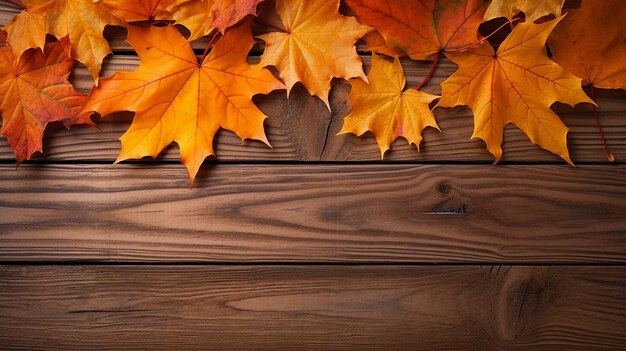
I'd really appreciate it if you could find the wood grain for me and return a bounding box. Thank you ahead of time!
[0,56,623,163]
[1,4,625,350]
[1,164,625,263]
[1,265,624,350]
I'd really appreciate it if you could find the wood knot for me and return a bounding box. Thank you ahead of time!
[437,182,451,194]
[493,267,557,342]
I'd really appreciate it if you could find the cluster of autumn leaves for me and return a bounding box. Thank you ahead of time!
[0,0,624,184]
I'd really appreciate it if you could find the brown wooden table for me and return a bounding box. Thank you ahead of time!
[1,4,625,350]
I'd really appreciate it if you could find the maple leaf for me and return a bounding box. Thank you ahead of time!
[102,0,214,41]
[339,53,439,157]
[362,31,406,58]
[102,0,178,22]
[165,0,265,39]
[104,0,263,39]
[170,1,213,41]
[484,0,564,22]
[345,0,488,61]
[548,0,626,90]
[82,20,284,184]
[212,0,264,33]
[4,11,46,59]
[258,0,371,108]
[437,18,593,164]
[21,0,122,82]
[0,36,94,162]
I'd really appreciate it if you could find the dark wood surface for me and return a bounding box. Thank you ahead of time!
[1,265,625,351]
[1,164,626,263]
[1,3,625,350]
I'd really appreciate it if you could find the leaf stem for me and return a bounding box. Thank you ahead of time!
[199,30,221,64]
[589,85,615,161]
[447,18,521,54]
[1,0,25,10]
[415,52,439,91]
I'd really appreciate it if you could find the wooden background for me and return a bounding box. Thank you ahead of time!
[1,4,626,350]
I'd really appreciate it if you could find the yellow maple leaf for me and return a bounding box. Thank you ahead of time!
[258,0,371,108]
[4,11,46,59]
[82,20,284,184]
[22,0,122,82]
[437,18,593,163]
[484,0,564,22]
[169,0,214,41]
[340,54,439,157]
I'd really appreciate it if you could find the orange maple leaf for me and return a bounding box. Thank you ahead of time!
[484,0,564,22]
[104,0,263,39]
[82,20,284,184]
[102,0,179,22]
[437,18,593,164]
[548,0,626,90]
[21,0,122,82]
[340,53,439,157]
[102,0,214,41]
[362,31,406,58]
[212,0,264,33]
[345,0,488,60]
[258,0,371,108]
[0,36,94,162]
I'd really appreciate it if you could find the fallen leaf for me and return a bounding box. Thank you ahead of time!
[4,11,46,59]
[345,0,488,60]
[548,0,626,89]
[340,53,439,157]
[437,18,593,163]
[0,36,94,162]
[103,0,216,41]
[258,0,371,108]
[169,0,214,41]
[484,0,564,22]
[102,0,178,22]
[362,31,406,57]
[23,0,123,82]
[104,0,263,39]
[212,0,264,33]
[83,20,284,184]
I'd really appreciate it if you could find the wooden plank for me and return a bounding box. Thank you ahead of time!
[1,164,625,263]
[0,55,624,163]
[1,265,624,350]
